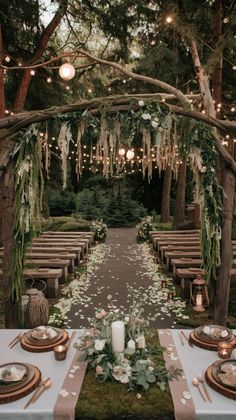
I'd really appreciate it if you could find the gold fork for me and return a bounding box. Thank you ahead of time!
[8,333,21,348]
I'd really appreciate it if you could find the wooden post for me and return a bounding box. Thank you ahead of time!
[160,165,172,223]
[172,160,186,228]
[214,168,235,325]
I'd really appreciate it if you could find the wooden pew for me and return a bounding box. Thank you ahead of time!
[26,259,71,281]
[0,268,63,298]
[29,246,82,265]
[164,247,236,269]
[33,238,89,254]
[40,233,93,246]
[176,268,236,295]
[42,231,94,244]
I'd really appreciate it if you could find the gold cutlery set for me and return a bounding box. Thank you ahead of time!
[7,329,77,408]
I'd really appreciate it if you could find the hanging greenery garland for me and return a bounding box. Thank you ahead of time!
[10,125,44,301]
[179,119,223,290]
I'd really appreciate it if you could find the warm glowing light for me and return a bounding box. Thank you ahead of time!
[59,63,75,80]
[5,56,10,63]
[66,85,70,90]
[223,17,229,23]
[30,70,35,76]
[233,65,236,70]
[126,150,135,160]
[47,77,52,83]
[231,107,235,112]
[118,148,126,156]
[88,88,92,93]
[166,16,173,23]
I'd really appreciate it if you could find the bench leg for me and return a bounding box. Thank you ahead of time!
[46,277,59,298]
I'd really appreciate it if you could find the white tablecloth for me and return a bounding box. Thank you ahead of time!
[171,329,236,419]
[0,329,82,420]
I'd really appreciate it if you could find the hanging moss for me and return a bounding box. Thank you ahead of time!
[10,125,44,301]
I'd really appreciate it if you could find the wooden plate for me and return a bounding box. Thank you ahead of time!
[189,331,235,351]
[212,359,236,390]
[25,327,63,346]
[21,329,69,352]
[0,364,41,404]
[205,361,236,400]
[0,363,30,394]
[195,325,233,344]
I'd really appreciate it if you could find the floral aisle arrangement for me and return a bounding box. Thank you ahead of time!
[75,299,181,391]
[136,216,156,241]
[91,218,107,241]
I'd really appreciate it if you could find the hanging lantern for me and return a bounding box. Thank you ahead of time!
[59,63,75,80]
[126,150,134,160]
[118,148,126,156]
[190,275,209,312]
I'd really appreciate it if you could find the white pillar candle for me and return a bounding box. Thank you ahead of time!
[111,320,125,353]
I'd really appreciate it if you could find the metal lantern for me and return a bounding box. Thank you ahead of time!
[190,275,209,312]
[59,63,75,80]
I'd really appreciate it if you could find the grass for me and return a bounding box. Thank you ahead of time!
[42,216,91,232]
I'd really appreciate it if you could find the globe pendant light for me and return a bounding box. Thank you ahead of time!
[126,150,134,160]
[59,63,75,80]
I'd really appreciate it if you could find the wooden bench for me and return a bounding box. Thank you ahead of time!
[26,259,71,281]
[26,252,76,273]
[154,236,200,251]
[164,247,236,269]
[0,268,62,298]
[33,238,88,255]
[41,232,94,245]
[43,230,94,242]
[29,246,82,265]
[171,258,236,276]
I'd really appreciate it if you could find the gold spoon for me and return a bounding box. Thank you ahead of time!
[32,378,52,403]
[192,377,207,402]
[197,374,212,402]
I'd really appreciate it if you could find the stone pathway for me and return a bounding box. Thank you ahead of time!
[50,228,187,328]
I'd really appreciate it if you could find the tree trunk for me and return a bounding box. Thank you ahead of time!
[214,168,235,326]
[160,166,172,223]
[172,160,186,228]
[212,0,222,106]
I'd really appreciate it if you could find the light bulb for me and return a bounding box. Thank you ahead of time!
[47,77,52,83]
[59,63,75,80]
[5,56,10,63]
[126,150,135,160]
[166,16,173,23]
[118,148,126,156]
[30,70,35,76]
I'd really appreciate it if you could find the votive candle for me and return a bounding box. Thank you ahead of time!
[111,320,125,353]
[217,341,233,359]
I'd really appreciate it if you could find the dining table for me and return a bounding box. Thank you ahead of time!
[0,329,86,420]
[0,328,236,419]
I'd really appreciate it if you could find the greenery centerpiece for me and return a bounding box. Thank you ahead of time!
[75,298,181,392]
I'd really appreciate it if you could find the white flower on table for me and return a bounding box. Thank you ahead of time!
[94,339,106,351]
[112,363,132,384]
[136,335,146,349]
[127,339,136,350]
[220,330,228,338]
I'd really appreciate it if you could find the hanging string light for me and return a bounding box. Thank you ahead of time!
[126,150,135,160]
[118,148,126,156]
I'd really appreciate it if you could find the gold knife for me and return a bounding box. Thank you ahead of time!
[8,333,21,347]
[9,334,22,349]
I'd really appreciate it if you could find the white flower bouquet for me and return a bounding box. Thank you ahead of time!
[75,298,181,391]
[136,216,156,241]
[90,218,107,241]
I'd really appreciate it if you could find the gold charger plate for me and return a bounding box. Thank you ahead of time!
[0,363,32,394]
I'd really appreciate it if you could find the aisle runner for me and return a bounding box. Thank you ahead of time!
[158,329,196,420]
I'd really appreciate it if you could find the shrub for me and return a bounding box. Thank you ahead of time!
[47,188,76,216]
[136,216,156,241]
[90,219,107,241]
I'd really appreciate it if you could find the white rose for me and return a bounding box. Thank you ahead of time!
[127,339,136,350]
[125,316,130,323]
[94,339,106,351]
[138,100,145,107]
[136,335,146,349]
[220,330,228,338]
[201,166,207,173]
[151,120,158,128]
[141,113,151,120]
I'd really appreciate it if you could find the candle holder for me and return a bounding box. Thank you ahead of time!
[217,341,233,359]
[161,279,167,288]
[53,344,68,361]
[167,290,175,300]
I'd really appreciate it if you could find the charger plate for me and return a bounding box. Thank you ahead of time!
[205,360,236,400]
[21,330,68,352]
[0,364,41,404]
